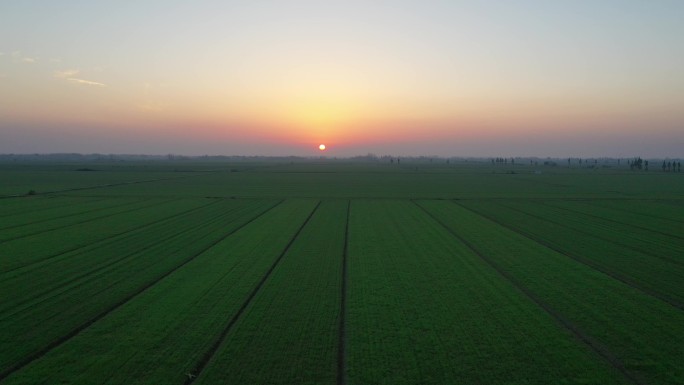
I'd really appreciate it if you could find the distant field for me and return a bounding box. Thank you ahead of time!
[0,160,682,384]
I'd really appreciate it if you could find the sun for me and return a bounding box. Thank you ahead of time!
[319,144,326,151]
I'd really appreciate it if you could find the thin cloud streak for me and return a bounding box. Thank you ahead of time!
[67,78,106,87]
[54,69,79,79]
[54,71,106,86]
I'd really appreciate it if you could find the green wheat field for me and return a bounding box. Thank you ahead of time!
[1,159,682,385]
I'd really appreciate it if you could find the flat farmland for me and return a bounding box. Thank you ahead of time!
[1,160,683,384]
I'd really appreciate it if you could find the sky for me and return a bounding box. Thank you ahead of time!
[1,1,683,157]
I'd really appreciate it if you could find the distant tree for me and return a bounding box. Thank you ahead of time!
[679,161,682,172]
[663,161,667,171]
[645,160,649,171]
[668,162,672,171]
[511,158,515,165]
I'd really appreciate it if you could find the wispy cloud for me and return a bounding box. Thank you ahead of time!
[67,78,106,87]
[54,69,80,78]
[54,69,106,87]
[11,52,38,64]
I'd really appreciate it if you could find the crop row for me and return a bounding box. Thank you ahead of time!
[532,201,683,262]
[543,200,683,239]
[421,200,684,384]
[194,200,347,384]
[1,199,319,385]
[587,200,684,224]
[461,200,684,309]
[345,200,624,384]
[0,198,210,274]
[0,196,106,221]
[0,199,279,377]
[0,197,153,242]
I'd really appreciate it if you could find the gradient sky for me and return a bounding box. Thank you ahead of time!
[1,1,683,157]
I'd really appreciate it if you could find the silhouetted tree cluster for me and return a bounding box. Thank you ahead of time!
[662,161,682,172]
[629,157,644,171]
[492,157,515,164]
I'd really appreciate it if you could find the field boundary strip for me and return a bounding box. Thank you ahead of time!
[412,200,646,385]
[0,198,223,276]
[471,201,684,310]
[185,200,322,384]
[337,200,350,385]
[0,199,284,382]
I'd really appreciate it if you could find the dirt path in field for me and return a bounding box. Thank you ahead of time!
[413,200,646,385]
[337,200,351,385]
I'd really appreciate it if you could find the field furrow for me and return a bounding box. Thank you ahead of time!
[0,199,318,385]
[0,198,162,243]
[0,197,121,231]
[421,200,684,384]
[0,196,105,220]
[588,200,684,224]
[0,199,280,379]
[346,200,627,385]
[461,200,684,309]
[0,199,266,318]
[193,200,346,385]
[533,201,684,263]
[543,200,684,239]
[0,198,211,273]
